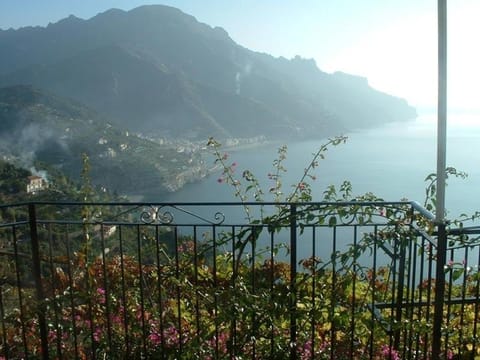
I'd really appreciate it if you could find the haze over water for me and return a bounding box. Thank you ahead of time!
[165,111,480,220]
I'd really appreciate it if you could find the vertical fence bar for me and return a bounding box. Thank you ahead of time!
[193,226,201,348]
[136,224,147,356]
[211,224,219,359]
[370,225,378,359]
[118,226,131,357]
[445,249,454,356]
[331,226,337,359]
[424,235,434,356]
[472,246,480,356]
[230,226,237,358]
[251,225,257,359]
[311,226,317,360]
[173,226,183,356]
[394,228,406,351]
[349,226,357,358]
[11,225,29,358]
[100,226,112,354]
[0,286,9,359]
[432,223,447,359]
[28,204,50,360]
[458,247,469,353]
[406,232,415,358]
[46,224,62,358]
[415,235,426,358]
[289,204,297,360]
[270,229,275,356]
[64,226,80,358]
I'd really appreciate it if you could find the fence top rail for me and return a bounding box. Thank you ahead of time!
[410,201,436,221]
[1,200,424,208]
[0,201,435,225]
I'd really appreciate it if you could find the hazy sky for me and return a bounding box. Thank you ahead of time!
[1,1,479,110]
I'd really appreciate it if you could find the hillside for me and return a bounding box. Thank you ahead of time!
[0,85,209,197]
[0,5,416,140]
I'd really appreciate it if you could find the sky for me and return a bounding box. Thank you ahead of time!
[0,0,479,111]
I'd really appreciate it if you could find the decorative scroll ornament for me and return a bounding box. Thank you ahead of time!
[140,206,174,224]
[140,205,225,225]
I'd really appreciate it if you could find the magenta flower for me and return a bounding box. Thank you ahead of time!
[380,345,400,360]
[161,325,189,348]
[97,287,106,295]
[298,339,313,359]
[48,330,57,342]
[93,327,102,342]
[97,287,106,304]
[148,332,162,346]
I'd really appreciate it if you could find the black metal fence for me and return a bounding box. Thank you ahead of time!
[0,201,478,359]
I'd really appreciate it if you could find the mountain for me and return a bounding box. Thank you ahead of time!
[0,85,209,197]
[0,5,416,140]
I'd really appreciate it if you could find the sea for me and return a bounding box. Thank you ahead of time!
[164,111,480,220]
[157,111,480,265]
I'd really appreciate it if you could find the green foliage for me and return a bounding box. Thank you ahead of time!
[424,167,468,215]
[0,160,30,195]
[1,137,480,358]
[205,137,480,359]
[2,231,479,359]
[0,85,208,197]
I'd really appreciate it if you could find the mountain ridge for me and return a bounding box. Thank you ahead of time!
[0,4,416,141]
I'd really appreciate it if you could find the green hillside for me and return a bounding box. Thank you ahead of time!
[0,85,209,198]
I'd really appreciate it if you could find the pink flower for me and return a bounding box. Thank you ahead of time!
[205,332,229,355]
[217,177,224,183]
[93,327,102,342]
[48,330,57,342]
[163,326,182,348]
[97,287,106,304]
[111,314,122,325]
[447,349,454,359]
[380,345,400,360]
[299,339,313,359]
[148,332,162,346]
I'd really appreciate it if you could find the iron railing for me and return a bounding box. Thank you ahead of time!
[0,201,478,359]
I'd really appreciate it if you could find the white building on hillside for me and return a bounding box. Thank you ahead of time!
[26,175,47,194]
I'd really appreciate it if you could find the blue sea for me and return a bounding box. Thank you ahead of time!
[165,112,480,220]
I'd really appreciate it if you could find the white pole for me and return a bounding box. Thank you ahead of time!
[436,0,447,223]
[432,1,448,358]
